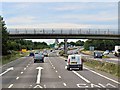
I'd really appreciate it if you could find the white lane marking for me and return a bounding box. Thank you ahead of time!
[58,76,62,79]
[26,65,28,67]
[34,85,43,88]
[72,71,91,83]
[0,67,14,76]
[21,72,23,74]
[24,68,26,70]
[98,83,106,88]
[65,66,67,69]
[53,67,55,69]
[106,83,116,88]
[77,83,89,88]
[36,67,43,84]
[30,85,32,87]
[63,83,67,87]
[56,70,58,73]
[8,84,13,88]
[84,67,120,84]
[52,65,54,67]
[16,77,19,80]
[44,85,46,88]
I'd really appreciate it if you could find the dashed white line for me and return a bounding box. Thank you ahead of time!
[21,72,23,74]
[56,70,58,73]
[44,85,46,88]
[63,83,67,87]
[58,76,62,79]
[16,77,19,80]
[72,70,91,83]
[26,66,28,67]
[8,84,13,88]
[30,85,32,87]
[24,68,26,70]
[53,67,55,69]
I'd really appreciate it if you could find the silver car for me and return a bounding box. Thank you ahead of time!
[34,52,44,63]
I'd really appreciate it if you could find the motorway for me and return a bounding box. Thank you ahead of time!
[1,51,120,89]
[68,48,120,64]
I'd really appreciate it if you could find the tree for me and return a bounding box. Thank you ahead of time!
[0,16,9,55]
[75,40,84,46]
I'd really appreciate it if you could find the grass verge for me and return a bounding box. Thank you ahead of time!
[82,57,120,77]
[1,51,29,65]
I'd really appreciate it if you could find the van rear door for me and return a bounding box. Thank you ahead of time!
[70,55,77,65]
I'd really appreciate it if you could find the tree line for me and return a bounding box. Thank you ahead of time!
[84,39,120,51]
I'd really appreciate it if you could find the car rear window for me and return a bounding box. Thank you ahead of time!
[71,56,75,59]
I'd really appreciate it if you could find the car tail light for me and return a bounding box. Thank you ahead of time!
[68,59,70,64]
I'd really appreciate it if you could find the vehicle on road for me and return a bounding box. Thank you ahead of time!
[43,52,48,57]
[103,50,109,55]
[34,52,44,63]
[65,54,83,70]
[50,49,53,52]
[113,46,120,57]
[29,52,34,57]
[94,51,103,58]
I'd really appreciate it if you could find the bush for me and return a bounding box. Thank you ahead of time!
[59,50,64,56]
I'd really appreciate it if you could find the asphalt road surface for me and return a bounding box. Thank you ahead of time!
[68,48,120,64]
[1,52,120,89]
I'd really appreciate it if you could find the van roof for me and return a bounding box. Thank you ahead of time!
[68,54,81,57]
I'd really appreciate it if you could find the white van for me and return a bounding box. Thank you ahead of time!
[65,54,83,70]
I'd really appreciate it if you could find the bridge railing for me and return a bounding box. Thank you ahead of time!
[8,28,119,35]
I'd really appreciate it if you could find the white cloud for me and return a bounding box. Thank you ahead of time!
[59,12,117,22]
[6,16,36,24]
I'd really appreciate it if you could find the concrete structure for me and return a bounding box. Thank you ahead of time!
[8,28,119,40]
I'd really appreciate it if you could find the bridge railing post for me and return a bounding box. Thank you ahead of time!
[61,29,62,34]
[43,29,45,34]
[25,29,27,34]
[108,29,109,35]
[34,29,36,34]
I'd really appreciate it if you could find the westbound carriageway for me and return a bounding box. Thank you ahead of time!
[8,28,120,39]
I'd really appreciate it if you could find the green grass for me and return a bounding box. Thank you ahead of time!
[83,58,120,77]
[1,51,29,65]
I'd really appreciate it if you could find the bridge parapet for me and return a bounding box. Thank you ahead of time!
[8,28,119,35]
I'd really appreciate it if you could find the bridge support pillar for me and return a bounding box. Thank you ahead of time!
[64,39,68,54]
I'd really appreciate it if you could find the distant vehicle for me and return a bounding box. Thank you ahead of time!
[34,53,44,63]
[103,50,109,55]
[50,49,53,52]
[65,54,83,70]
[113,46,120,57]
[29,52,34,57]
[43,52,48,57]
[94,51,103,58]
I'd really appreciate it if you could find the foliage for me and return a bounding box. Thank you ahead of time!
[0,16,9,55]
[84,39,120,51]
[83,58,120,77]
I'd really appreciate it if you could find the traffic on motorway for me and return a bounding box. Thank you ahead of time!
[1,49,120,89]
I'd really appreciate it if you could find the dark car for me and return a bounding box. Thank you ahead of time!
[29,52,34,57]
[94,51,103,58]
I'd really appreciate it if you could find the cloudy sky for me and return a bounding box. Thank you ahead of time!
[1,1,118,44]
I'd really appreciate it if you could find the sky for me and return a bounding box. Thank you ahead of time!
[1,1,118,44]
